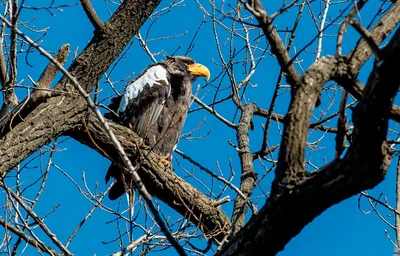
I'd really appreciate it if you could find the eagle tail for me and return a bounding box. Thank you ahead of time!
[106,164,126,200]
[106,163,137,218]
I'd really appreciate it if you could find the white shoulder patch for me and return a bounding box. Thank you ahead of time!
[118,65,169,113]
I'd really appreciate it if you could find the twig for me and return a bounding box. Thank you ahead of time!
[112,234,161,256]
[242,0,301,86]
[175,149,257,214]
[315,0,330,60]
[236,10,257,90]
[137,31,157,63]
[193,96,237,129]
[361,191,400,217]
[66,185,111,247]
[12,142,57,254]
[0,218,60,256]
[0,3,18,119]
[1,182,72,255]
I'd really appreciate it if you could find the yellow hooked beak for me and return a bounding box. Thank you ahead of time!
[187,63,211,80]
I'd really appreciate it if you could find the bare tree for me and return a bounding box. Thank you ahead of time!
[1,0,400,255]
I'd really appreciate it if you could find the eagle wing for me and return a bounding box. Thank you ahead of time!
[118,64,171,138]
[105,64,171,200]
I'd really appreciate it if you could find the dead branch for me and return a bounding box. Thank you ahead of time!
[80,0,105,31]
[30,44,70,103]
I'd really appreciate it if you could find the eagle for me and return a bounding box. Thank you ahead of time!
[105,56,210,200]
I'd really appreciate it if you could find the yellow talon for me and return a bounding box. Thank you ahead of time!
[160,153,171,166]
[161,158,170,166]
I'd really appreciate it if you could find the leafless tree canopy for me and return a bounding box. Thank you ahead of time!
[1,0,400,255]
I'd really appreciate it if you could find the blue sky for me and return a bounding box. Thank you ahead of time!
[1,0,399,255]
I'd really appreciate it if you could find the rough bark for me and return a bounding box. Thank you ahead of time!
[231,104,257,235]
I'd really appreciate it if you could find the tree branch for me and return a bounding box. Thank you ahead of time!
[349,19,383,61]
[1,182,73,255]
[80,0,105,31]
[336,0,367,56]
[0,218,61,256]
[31,44,70,102]
[231,104,257,235]
[68,113,231,244]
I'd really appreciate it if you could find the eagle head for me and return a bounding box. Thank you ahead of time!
[164,55,210,81]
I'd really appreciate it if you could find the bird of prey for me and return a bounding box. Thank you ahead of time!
[105,55,210,201]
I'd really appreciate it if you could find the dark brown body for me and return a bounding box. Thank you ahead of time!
[106,57,196,200]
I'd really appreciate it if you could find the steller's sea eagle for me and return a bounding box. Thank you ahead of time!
[105,56,210,200]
